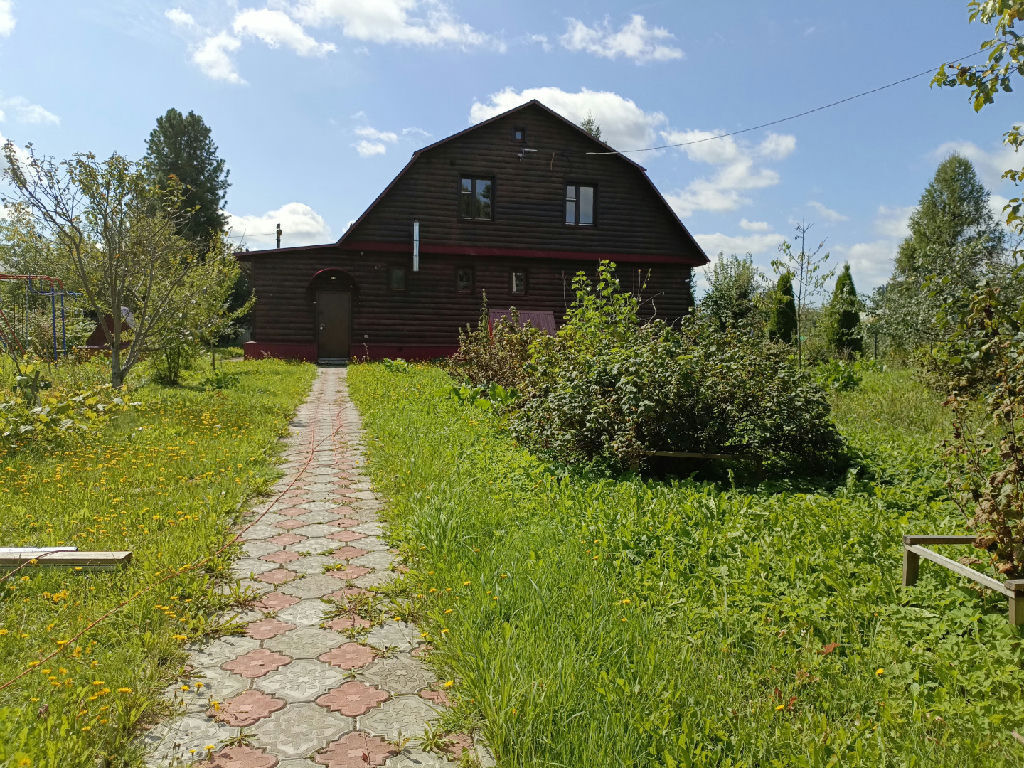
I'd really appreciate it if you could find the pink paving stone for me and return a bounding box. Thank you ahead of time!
[210,689,286,727]
[327,518,361,529]
[221,648,292,678]
[327,565,370,581]
[314,732,398,768]
[315,681,389,716]
[319,643,377,670]
[440,733,474,761]
[257,568,299,585]
[325,587,372,603]
[260,549,301,564]
[278,506,310,517]
[246,617,297,640]
[195,745,279,768]
[267,532,306,546]
[330,546,369,561]
[253,591,300,612]
[274,519,306,530]
[327,530,366,542]
[327,613,371,631]
[419,687,451,707]
[394,564,410,574]
[410,644,433,658]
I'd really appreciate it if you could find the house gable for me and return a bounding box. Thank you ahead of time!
[339,100,707,265]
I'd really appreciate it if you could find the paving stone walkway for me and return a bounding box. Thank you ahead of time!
[144,367,491,768]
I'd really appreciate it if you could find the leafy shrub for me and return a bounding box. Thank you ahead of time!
[446,302,541,390]
[815,359,862,392]
[151,337,200,384]
[0,383,127,452]
[510,263,846,475]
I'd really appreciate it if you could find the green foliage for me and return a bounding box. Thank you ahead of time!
[814,359,862,393]
[447,302,542,391]
[580,113,602,140]
[0,357,315,767]
[699,253,765,330]
[150,337,199,385]
[823,264,863,356]
[772,225,835,366]
[877,154,1006,351]
[511,263,846,476]
[1,381,127,453]
[143,108,230,246]
[350,363,1024,768]
[767,271,797,344]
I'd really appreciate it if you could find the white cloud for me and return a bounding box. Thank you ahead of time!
[470,86,667,151]
[233,9,335,57]
[193,32,244,84]
[808,200,848,222]
[354,126,398,143]
[833,240,896,292]
[0,0,14,37]
[874,204,913,239]
[227,202,330,249]
[663,130,795,217]
[695,231,786,259]
[354,140,387,157]
[292,0,498,49]
[560,15,683,63]
[932,139,1019,190]
[739,218,770,232]
[0,96,59,125]
[401,126,431,138]
[165,8,196,29]
[527,33,551,51]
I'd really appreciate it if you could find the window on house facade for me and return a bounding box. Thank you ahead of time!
[513,126,526,142]
[511,270,527,295]
[565,184,595,226]
[456,267,474,292]
[389,266,407,292]
[460,177,494,220]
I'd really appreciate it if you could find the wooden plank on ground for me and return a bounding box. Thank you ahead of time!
[907,544,1008,596]
[0,550,132,569]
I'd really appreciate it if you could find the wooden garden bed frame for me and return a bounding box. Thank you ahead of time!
[0,547,132,571]
[902,535,1024,626]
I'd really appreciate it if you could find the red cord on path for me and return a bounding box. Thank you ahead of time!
[0,377,347,693]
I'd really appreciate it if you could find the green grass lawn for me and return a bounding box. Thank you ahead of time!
[0,357,315,768]
[349,363,1024,768]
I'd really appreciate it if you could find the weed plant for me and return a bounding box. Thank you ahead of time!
[350,363,1024,768]
[0,357,314,766]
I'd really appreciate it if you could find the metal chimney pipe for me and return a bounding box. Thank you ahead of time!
[412,220,420,272]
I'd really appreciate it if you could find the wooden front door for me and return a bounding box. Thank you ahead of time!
[316,290,351,360]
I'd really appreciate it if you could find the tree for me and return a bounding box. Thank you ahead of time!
[767,271,797,344]
[1,143,242,388]
[699,253,764,330]
[580,112,602,141]
[877,154,1005,351]
[823,264,863,356]
[143,108,230,246]
[771,222,835,366]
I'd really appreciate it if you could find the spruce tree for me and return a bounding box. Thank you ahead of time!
[824,264,862,355]
[144,108,230,245]
[767,271,797,344]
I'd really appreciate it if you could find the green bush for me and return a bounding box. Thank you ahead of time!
[446,303,541,391]
[510,263,846,475]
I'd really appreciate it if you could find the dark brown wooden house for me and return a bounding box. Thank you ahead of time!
[239,100,708,362]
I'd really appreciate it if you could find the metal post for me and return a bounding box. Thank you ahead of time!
[60,292,66,356]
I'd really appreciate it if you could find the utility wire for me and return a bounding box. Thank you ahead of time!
[585,49,987,156]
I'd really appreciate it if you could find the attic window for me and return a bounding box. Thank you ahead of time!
[513,126,526,142]
[460,177,493,220]
[456,267,474,292]
[565,184,595,226]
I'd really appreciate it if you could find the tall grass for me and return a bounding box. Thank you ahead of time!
[0,357,315,767]
[350,363,1024,768]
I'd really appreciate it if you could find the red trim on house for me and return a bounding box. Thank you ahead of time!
[244,340,456,362]
[337,241,701,265]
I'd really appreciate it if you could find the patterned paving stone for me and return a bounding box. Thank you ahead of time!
[300,509,347,524]
[357,695,439,743]
[264,626,345,659]
[194,744,280,768]
[211,689,287,727]
[327,613,371,631]
[232,557,280,577]
[268,532,306,546]
[316,681,389,716]
[275,519,307,530]
[325,586,373,603]
[247,617,297,640]
[254,658,347,703]
[189,635,261,668]
[352,570,396,589]
[254,591,301,612]
[279,506,310,517]
[280,573,350,599]
[243,540,281,558]
[438,733,473,762]
[251,702,354,759]
[143,712,234,765]
[239,523,281,541]
[354,536,389,552]
[352,551,395,570]
[326,517,361,529]
[275,599,327,626]
[418,687,450,708]
[293,523,337,538]
[314,732,398,768]
[358,656,436,695]
[288,554,336,575]
[288,537,340,555]
[327,530,366,543]
[222,648,292,679]
[166,665,249,714]
[330,546,369,561]
[352,522,384,536]
[319,643,378,670]
[258,567,300,585]
[261,549,302,564]
[383,750,454,767]
[364,621,421,653]
[327,565,371,581]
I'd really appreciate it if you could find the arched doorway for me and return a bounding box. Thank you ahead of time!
[309,269,356,362]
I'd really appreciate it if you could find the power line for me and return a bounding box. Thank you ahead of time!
[585,49,987,156]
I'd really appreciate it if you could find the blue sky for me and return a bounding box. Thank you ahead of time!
[0,1,1019,294]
